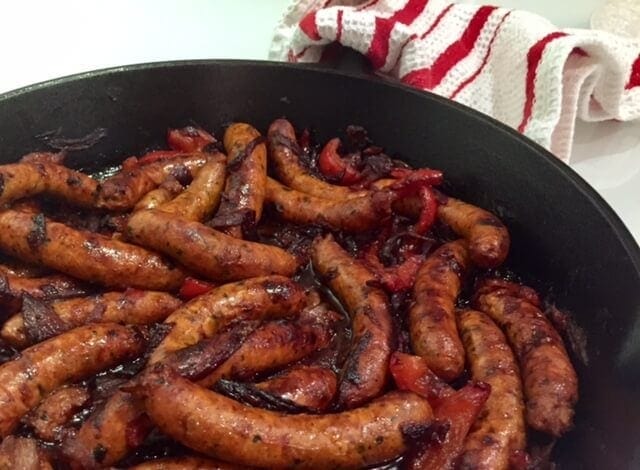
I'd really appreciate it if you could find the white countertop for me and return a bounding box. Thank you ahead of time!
[2,0,638,244]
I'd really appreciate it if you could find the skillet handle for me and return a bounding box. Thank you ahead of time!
[311,45,379,78]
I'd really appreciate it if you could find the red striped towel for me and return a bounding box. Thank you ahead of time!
[270,0,640,161]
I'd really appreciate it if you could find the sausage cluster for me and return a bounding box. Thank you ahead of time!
[0,120,579,469]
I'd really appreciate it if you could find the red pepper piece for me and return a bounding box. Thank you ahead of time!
[389,352,453,408]
[414,186,438,235]
[179,277,216,300]
[407,382,491,470]
[318,137,361,185]
[390,167,444,187]
[136,150,185,166]
[167,126,216,152]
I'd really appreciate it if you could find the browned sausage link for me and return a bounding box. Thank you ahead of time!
[67,279,307,468]
[266,178,394,233]
[96,153,208,210]
[128,456,246,470]
[437,197,510,268]
[267,119,367,201]
[62,389,149,468]
[255,365,338,412]
[212,123,267,236]
[0,323,145,437]
[2,289,181,349]
[0,265,87,302]
[150,276,306,364]
[311,234,393,409]
[132,364,433,470]
[157,154,227,222]
[127,209,299,282]
[23,385,90,442]
[198,316,335,388]
[133,177,184,211]
[475,289,578,436]
[0,162,98,207]
[0,210,186,290]
[0,436,53,470]
[409,239,469,381]
[457,309,526,470]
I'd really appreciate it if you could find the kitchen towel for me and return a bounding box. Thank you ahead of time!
[270,0,640,161]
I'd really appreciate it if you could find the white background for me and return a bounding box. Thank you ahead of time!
[1,0,638,243]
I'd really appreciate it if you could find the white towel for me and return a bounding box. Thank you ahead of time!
[270,0,640,161]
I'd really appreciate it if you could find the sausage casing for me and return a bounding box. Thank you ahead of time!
[0,162,97,207]
[150,276,306,363]
[311,234,393,408]
[437,198,510,268]
[267,119,366,201]
[0,323,145,436]
[255,365,338,412]
[198,316,334,388]
[409,240,468,381]
[475,288,578,436]
[2,289,181,348]
[132,364,433,470]
[127,209,298,282]
[97,153,208,210]
[457,309,526,470]
[23,385,90,442]
[212,123,267,236]
[128,457,246,470]
[266,178,393,232]
[0,210,186,290]
[157,155,226,222]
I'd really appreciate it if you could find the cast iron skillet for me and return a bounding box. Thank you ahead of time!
[0,60,639,469]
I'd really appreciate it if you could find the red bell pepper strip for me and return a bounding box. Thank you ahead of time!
[406,382,491,470]
[179,277,216,300]
[390,167,444,187]
[389,352,453,408]
[317,137,362,185]
[167,126,216,152]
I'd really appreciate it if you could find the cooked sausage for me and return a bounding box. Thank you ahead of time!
[267,119,367,201]
[0,436,53,470]
[126,209,298,282]
[475,286,578,437]
[131,364,433,470]
[255,365,338,412]
[210,123,267,237]
[198,316,335,388]
[0,162,97,207]
[150,276,306,363]
[65,278,307,467]
[128,456,245,470]
[266,178,394,232]
[437,197,510,268]
[23,385,90,442]
[457,309,526,470]
[96,153,209,210]
[157,155,226,222]
[0,323,145,437]
[0,210,186,290]
[62,389,151,468]
[409,239,468,381]
[0,266,87,316]
[311,234,393,408]
[167,126,216,152]
[2,289,181,349]
[134,177,184,211]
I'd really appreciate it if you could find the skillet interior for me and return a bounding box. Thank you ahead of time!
[0,60,639,469]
